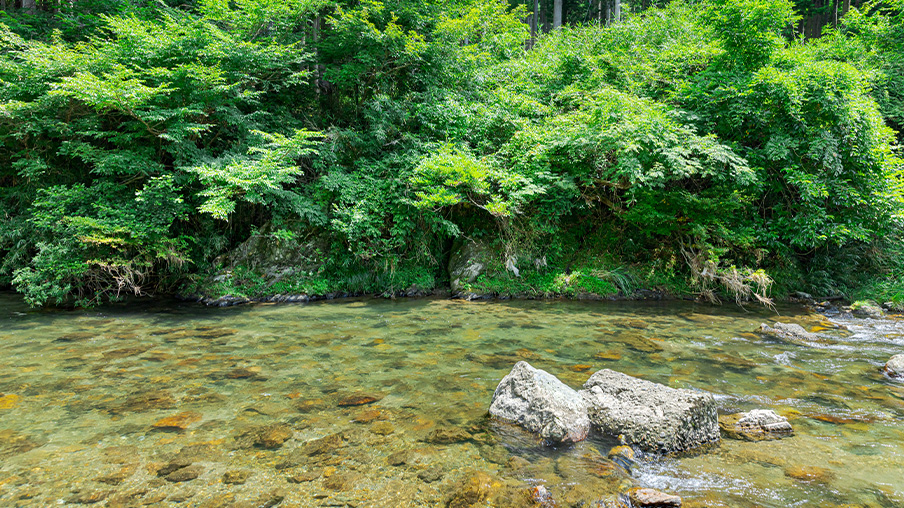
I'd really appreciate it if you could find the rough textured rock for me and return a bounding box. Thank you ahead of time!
[580,369,719,454]
[885,354,904,379]
[758,322,818,343]
[448,239,491,292]
[719,410,793,441]
[215,222,324,281]
[489,361,591,444]
[851,300,884,318]
[625,488,682,507]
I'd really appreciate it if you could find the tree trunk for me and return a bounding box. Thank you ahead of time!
[553,0,562,29]
[21,0,36,13]
[530,0,540,42]
[597,0,603,27]
[614,0,621,23]
[541,1,549,33]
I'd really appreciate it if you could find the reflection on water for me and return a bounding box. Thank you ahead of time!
[0,293,902,507]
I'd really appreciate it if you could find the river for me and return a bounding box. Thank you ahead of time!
[0,293,902,507]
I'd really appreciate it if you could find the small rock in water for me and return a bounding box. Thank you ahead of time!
[226,366,263,379]
[118,390,176,413]
[608,445,636,462]
[157,457,194,477]
[0,393,20,409]
[67,490,111,504]
[626,487,682,507]
[417,464,445,483]
[288,470,321,483]
[758,322,818,343]
[94,465,137,485]
[424,427,472,444]
[489,361,591,445]
[353,408,390,423]
[222,470,251,485]
[322,472,360,491]
[337,393,383,406]
[784,465,835,484]
[446,471,502,508]
[299,432,344,456]
[165,464,204,483]
[528,485,554,507]
[255,423,293,449]
[242,489,287,508]
[719,410,793,441]
[580,369,719,453]
[850,300,884,319]
[387,450,412,466]
[152,411,202,430]
[294,398,326,412]
[885,354,904,379]
[370,421,395,435]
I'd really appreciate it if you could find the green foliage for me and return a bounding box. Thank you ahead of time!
[189,129,322,221]
[1,0,903,306]
[703,0,800,69]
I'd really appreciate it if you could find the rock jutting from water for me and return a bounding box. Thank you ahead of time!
[580,369,720,454]
[719,409,793,441]
[489,361,591,444]
[885,354,904,379]
[625,487,682,507]
[758,322,818,343]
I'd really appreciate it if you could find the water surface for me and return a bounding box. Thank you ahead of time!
[0,293,902,507]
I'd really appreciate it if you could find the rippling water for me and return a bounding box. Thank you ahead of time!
[0,293,902,507]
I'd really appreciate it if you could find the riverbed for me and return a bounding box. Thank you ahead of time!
[0,293,902,507]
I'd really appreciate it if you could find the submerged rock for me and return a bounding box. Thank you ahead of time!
[222,470,251,485]
[424,427,472,444]
[165,464,204,483]
[152,411,202,430]
[255,424,294,449]
[337,393,383,406]
[489,361,591,444]
[784,465,834,484]
[580,369,719,454]
[758,322,818,343]
[446,471,503,508]
[719,410,793,441]
[885,354,904,379]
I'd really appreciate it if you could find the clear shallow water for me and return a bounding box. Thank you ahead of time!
[0,293,902,507]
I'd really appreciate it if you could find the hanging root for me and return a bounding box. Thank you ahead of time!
[681,243,774,309]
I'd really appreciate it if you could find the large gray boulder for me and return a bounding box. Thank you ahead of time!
[580,369,719,454]
[489,361,590,444]
[886,354,904,379]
